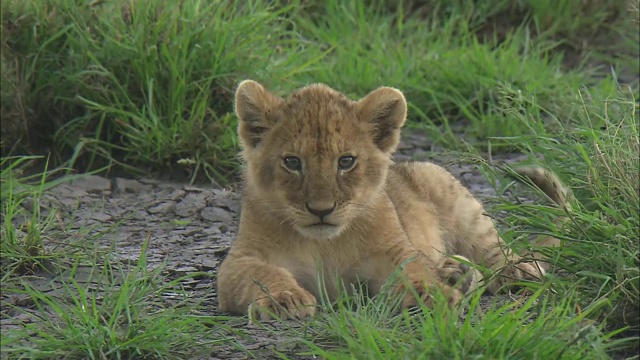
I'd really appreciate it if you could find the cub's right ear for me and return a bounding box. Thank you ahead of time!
[235,80,283,149]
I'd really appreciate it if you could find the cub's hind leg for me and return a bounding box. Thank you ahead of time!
[393,161,544,294]
[480,239,545,293]
[450,178,545,293]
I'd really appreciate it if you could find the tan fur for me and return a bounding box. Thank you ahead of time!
[511,167,572,269]
[514,167,570,210]
[217,81,544,320]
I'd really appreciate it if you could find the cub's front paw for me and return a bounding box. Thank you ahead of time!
[488,261,545,293]
[399,279,463,309]
[249,287,317,321]
[437,255,482,295]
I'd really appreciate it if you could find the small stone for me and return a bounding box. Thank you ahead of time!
[183,185,203,192]
[200,260,217,270]
[166,235,182,244]
[200,206,233,223]
[202,226,221,235]
[174,266,199,273]
[207,190,241,213]
[213,246,230,257]
[167,189,186,201]
[195,282,212,290]
[148,201,176,214]
[183,227,203,237]
[134,193,156,204]
[69,175,111,193]
[48,184,88,200]
[133,211,149,220]
[175,193,207,217]
[114,178,153,193]
[91,212,112,222]
[138,178,163,185]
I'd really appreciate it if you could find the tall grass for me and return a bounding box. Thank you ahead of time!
[2,0,317,182]
[2,0,636,181]
[479,88,639,335]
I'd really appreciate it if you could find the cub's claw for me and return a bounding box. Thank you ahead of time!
[249,288,317,321]
[399,280,463,309]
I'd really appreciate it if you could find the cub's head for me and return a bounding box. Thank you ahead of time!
[235,80,406,240]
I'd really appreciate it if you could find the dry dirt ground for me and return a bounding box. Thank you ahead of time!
[2,129,536,359]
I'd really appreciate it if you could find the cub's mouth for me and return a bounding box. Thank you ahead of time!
[296,220,344,240]
[308,222,337,227]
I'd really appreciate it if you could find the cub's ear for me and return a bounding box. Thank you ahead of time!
[356,87,407,153]
[235,80,283,148]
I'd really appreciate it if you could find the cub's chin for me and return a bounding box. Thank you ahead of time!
[295,222,346,241]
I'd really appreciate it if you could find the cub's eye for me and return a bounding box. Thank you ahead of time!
[338,156,356,170]
[283,156,302,171]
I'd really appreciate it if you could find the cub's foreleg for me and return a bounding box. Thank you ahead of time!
[217,251,317,320]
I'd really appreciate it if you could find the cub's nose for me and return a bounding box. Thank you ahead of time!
[305,202,336,220]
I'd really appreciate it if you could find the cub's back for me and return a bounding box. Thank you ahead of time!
[386,162,483,258]
[387,161,468,217]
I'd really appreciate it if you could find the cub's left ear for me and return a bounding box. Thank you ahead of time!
[356,87,407,153]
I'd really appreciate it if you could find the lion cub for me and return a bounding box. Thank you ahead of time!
[217,80,544,320]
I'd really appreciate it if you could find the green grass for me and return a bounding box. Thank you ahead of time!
[1,237,234,359]
[0,163,239,358]
[2,0,303,182]
[1,156,69,277]
[293,287,628,359]
[480,90,639,334]
[2,0,637,180]
[1,0,638,358]
[287,0,630,148]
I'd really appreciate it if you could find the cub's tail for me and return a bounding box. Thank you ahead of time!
[510,167,572,270]
[513,167,571,210]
